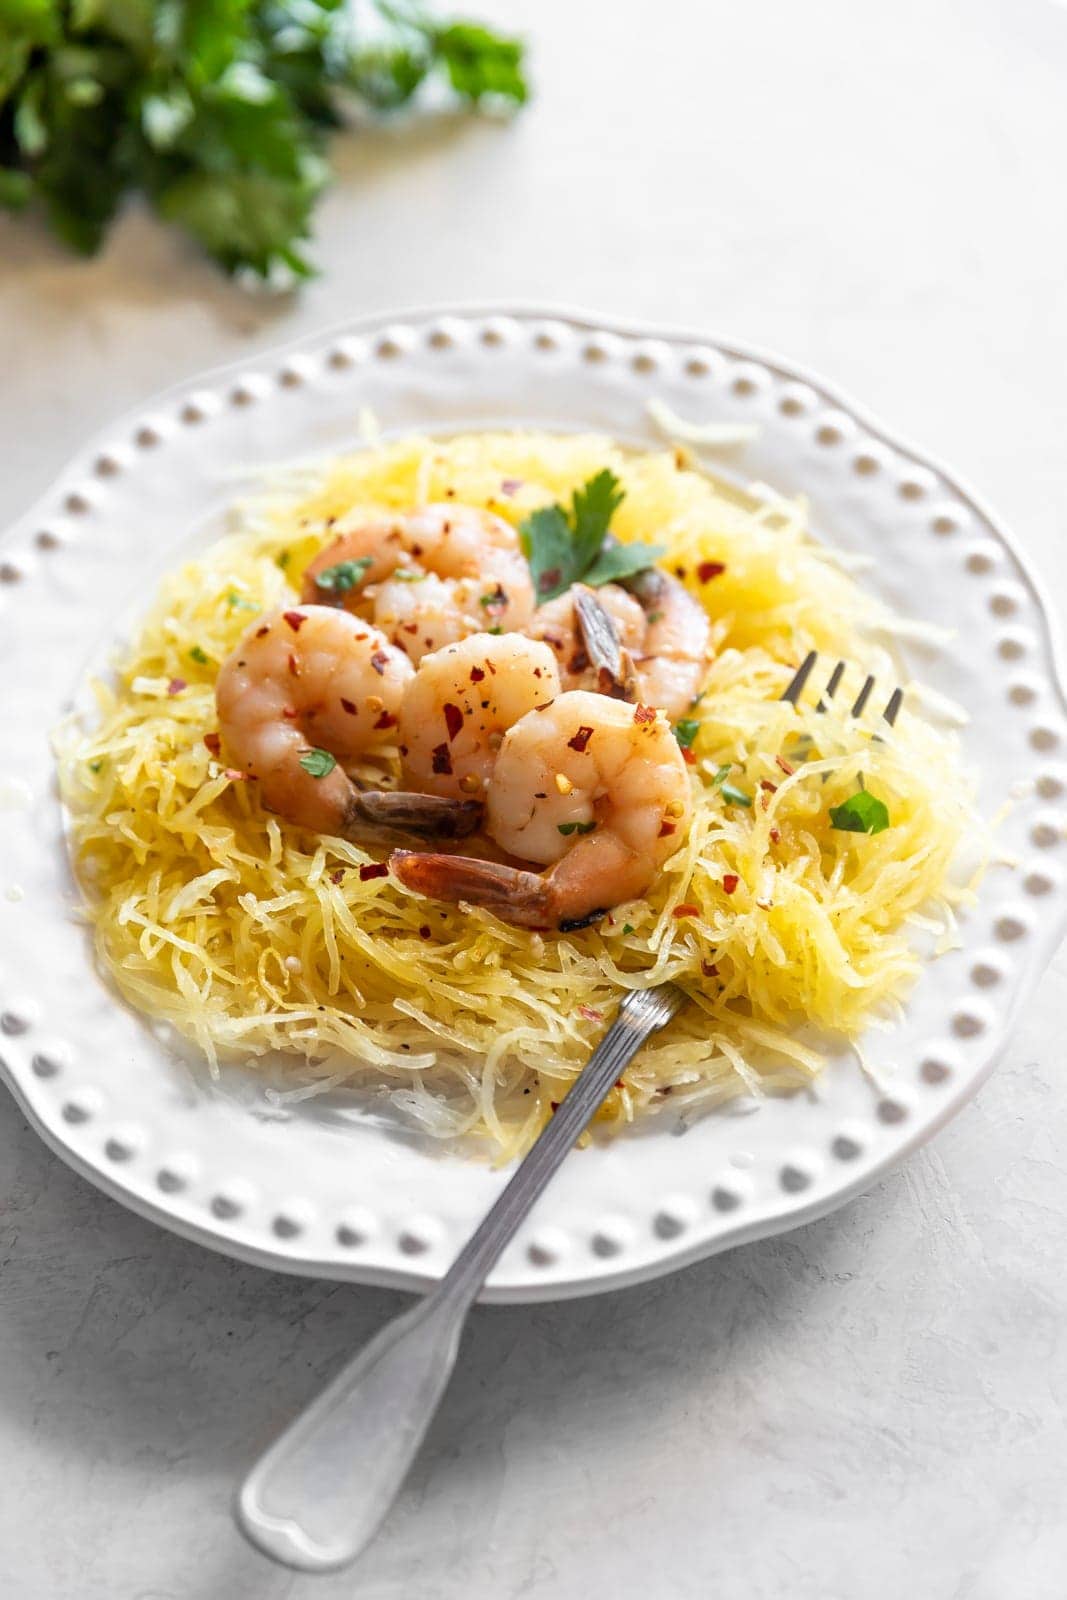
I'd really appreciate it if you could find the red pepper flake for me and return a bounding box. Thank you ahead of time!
[674,565,687,579]
[673,903,700,918]
[760,779,777,792]
[443,703,464,741]
[769,827,781,844]
[486,658,497,676]
[658,821,677,838]
[697,561,726,583]
[167,677,186,696]
[340,697,357,715]
[722,874,739,895]
[578,1005,603,1023]
[370,650,389,675]
[500,478,522,496]
[538,567,562,595]
[281,705,298,719]
[283,610,306,632]
[567,649,590,675]
[682,746,697,766]
[431,743,453,775]
[203,732,221,754]
[550,1100,560,1113]
[359,863,388,882]
[402,622,419,635]
[634,704,656,726]
[760,792,770,811]
[701,959,719,977]
[776,755,795,776]
[470,665,486,683]
[419,924,432,939]
[287,653,299,677]
[224,768,247,781]
[329,868,345,885]
[255,625,270,638]
[567,725,594,753]
[374,710,398,730]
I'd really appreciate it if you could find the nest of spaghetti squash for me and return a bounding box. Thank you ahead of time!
[57,430,976,1158]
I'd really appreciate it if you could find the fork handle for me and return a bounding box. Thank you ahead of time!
[235,984,683,1573]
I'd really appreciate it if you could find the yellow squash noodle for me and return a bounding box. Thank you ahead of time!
[57,431,976,1159]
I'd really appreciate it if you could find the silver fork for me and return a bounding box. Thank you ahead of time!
[236,983,685,1574]
[235,655,902,1574]
[780,648,904,725]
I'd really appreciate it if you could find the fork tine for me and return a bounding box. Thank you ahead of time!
[816,660,846,714]
[850,674,876,717]
[882,686,904,727]
[780,649,817,705]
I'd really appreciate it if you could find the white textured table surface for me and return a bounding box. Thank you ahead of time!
[2,1,1066,1596]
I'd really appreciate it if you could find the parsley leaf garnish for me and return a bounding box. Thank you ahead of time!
[585,536,667,588]
[299,748,337,778]
[557,820,597,836]
[674,719,700,749]
[829,790,891,835]
[313,557,373,594]
[519,470,663,601]
[189,645,208,665]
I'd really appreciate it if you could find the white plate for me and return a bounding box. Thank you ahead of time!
[1,305,1064,1303]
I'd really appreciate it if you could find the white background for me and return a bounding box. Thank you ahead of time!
[1,1,1066,1596]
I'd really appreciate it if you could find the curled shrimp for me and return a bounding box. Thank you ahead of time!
[301,504,535,665]
[399,632,561,802]
[527,570,711,722]
[215,606,481,840]
[392,690,693,928]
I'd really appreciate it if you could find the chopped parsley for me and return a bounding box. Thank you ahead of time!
[89,759,104,773]
[189,645,208,665]
[276,552,291,571]
[226,591,257,611]
[557,819,597,837]
[829,789,891,835]
[299,748,337,778]
[393,569,425,582]
[711,763,752,807]
[622,923,635,935]
[518,470,664,601]
[674,718,700,749]
[314,557,373,594]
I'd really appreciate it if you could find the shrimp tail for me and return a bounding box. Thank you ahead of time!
[390,851,554,927]
[618,562,668,611]
[349,791,484,840]
[573,587,639,702]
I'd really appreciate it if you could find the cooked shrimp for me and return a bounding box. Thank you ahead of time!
[301,504,535,665]
[527,572,711,721]
[215,606,480,840]
[392,691,693,928]
[399,632,562,802]
[529,582,646,683]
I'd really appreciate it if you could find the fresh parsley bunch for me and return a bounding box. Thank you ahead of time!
[0,0,525,280]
